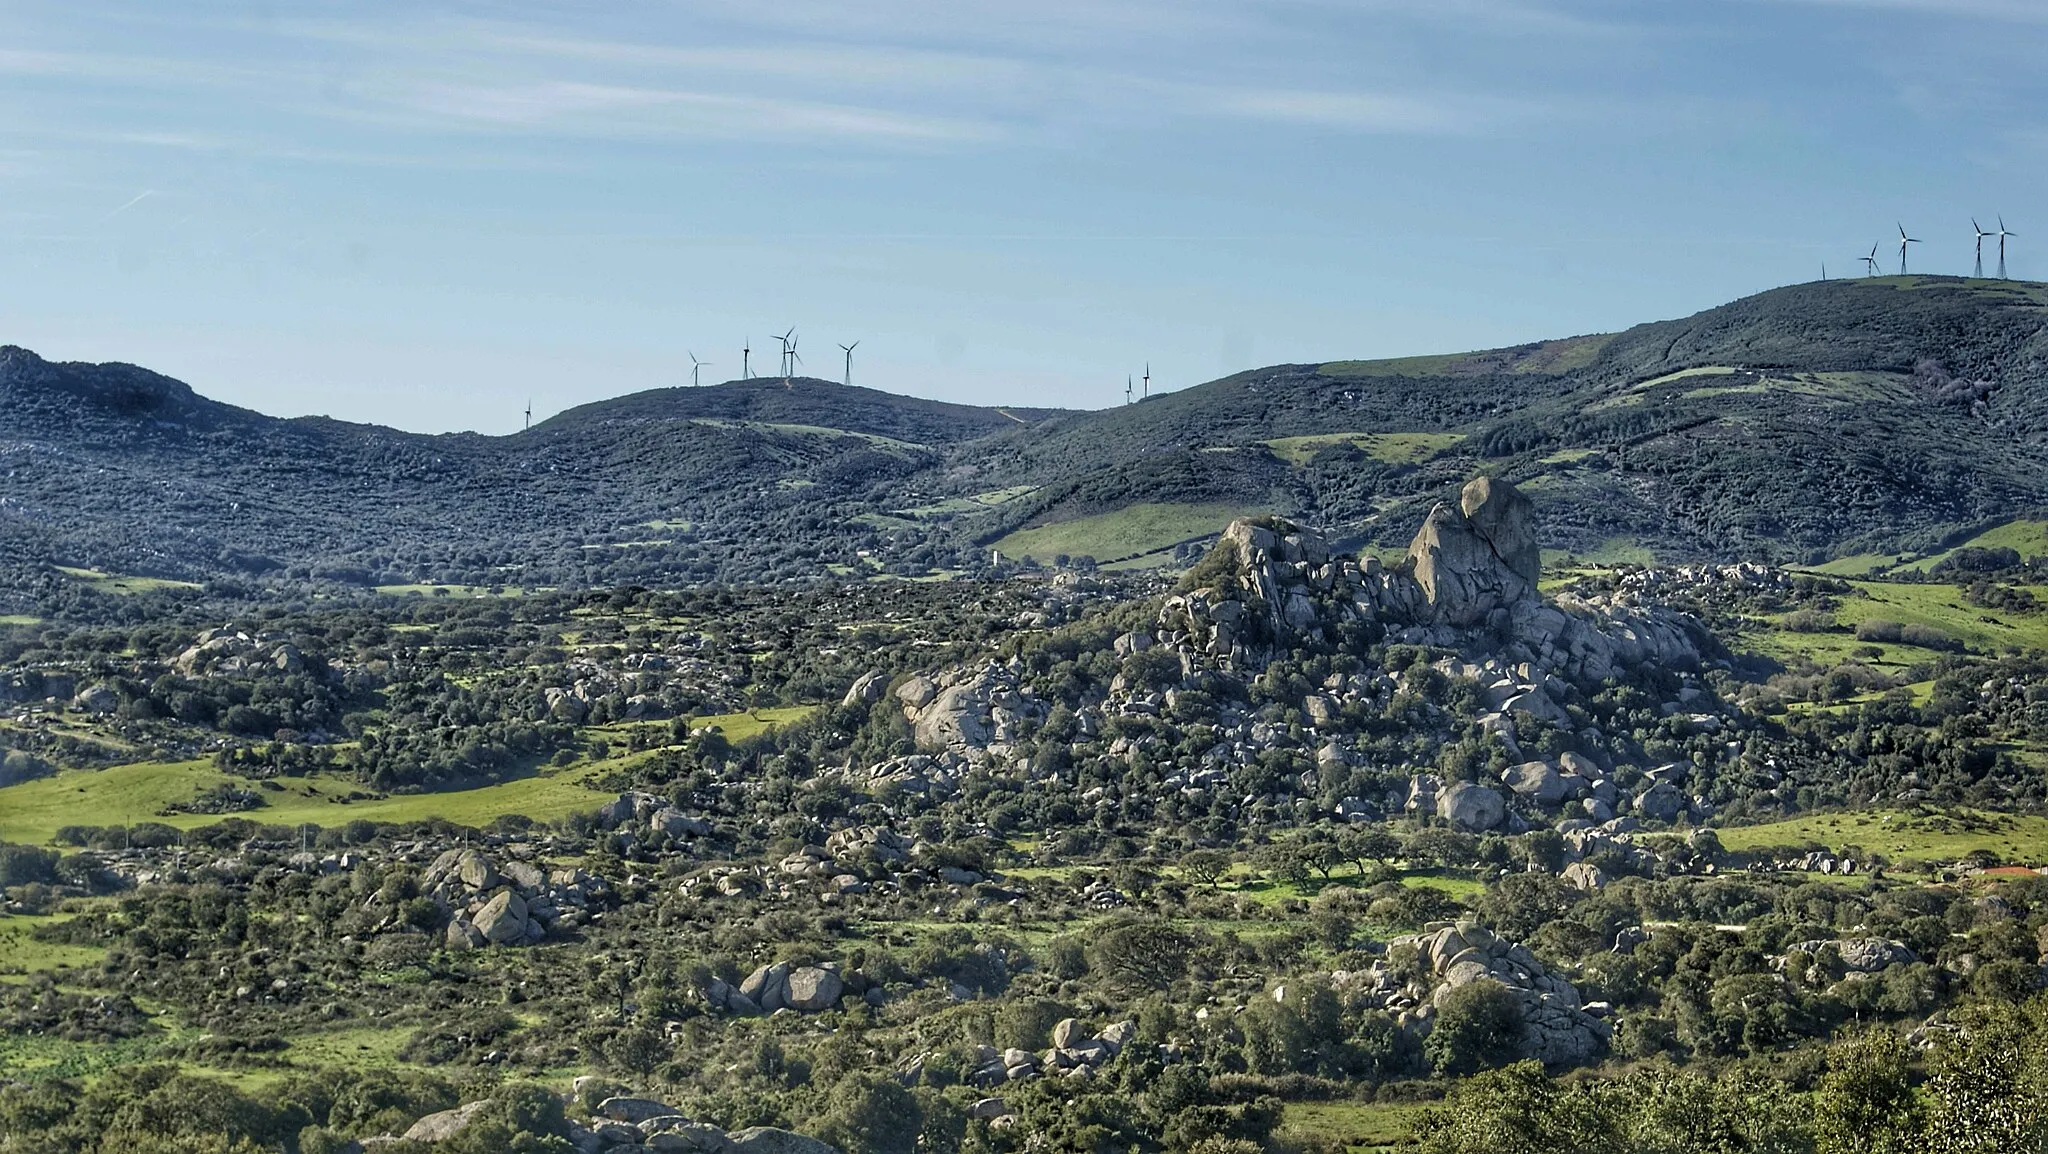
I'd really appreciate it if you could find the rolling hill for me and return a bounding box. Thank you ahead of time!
[4,275,2048,605]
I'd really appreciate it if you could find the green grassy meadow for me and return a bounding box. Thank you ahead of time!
[1895,519,2048,574]
[373,584,530,598]
[0,707,811,844]
[54,567,201,595]
[1262,432,1465,467]
[1800,519,2048,578]
[0,761,610,845]
[0,913,105,976]
[1717,809,2048,866]
[996,502,1257,567]
[1744,578,2048,666]
[1281,1100,1425,1151]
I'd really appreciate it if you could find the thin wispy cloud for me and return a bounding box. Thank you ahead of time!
[388,79,990,142]
[1760,0,2048,20]
[103,188,153,218]
[1208,90,1477,134]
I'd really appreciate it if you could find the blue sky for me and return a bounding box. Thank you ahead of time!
[3,0,2046,432]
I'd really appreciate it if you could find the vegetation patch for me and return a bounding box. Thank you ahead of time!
[995,502,1257,567]
[53,567,200,595]
[1262,432,1465,467]
[1717,808,2048,865]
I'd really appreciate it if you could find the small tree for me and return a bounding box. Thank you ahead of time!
[1424,979,1526,1077]
[1179,848,1232,888]
[1339,827,1403,875]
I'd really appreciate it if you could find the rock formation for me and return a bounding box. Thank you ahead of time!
[389,1089,841,1154]
[700,959,885,1016]
[1160,476,1712,685]
[893,660,1048,758]
[410,847,608,949]
[1339,919,1611,1068]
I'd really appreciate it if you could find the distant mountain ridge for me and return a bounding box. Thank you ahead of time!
[5,275,2048,603]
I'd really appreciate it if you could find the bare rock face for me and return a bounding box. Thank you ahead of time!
[403,1101,490,1142]
[1460,476,1542,589]
[842,670,888,707]
[1436,782,1506,832]
[914,684,991,748]
[783,966,845,1012]
[473,889,529,945]
[1410,477,1540,628]
[1156,478,1710,687]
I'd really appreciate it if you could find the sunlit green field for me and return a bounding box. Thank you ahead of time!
[1743,578,2048,667]
[0,708,812,844]
[995,502,1258,568]
[54,567,201,595]
[373,583,532,598]
[1717,808,2048,866]
[1895,519,2048,574]
[1281,1099,1426,1151]
[1262,431,1465,467]
[1801,519,2048,578]
[0,760,609,844]
[0,913,105,976]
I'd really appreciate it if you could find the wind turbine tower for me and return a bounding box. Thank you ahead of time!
[839,341,858,386]
[1125,375,1133,405]
[1897,223,1920,275]
[523,400,532,432]
[1998,216,2017,279]
[785,334,802,384]
[1142,363,1150,399]
[742,338,751,379]
[1974,218,1993,278]
[1862,244,1879,277]
[689,351,711,387]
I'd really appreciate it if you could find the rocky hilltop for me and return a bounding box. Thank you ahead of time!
[1163,476,1711,683]
[882,478,1730,838]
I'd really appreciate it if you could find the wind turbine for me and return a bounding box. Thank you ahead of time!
[742,338,751,379]
[523,400,532,432]
[784,334,802,386]
[1998,215,2017,279]
[772,328,794,376]
[1974,218,1994,278]
[1142,362,1151,399]
[1125,375,1133,405]
[1897,223,1920,275]
[689,351,711,387]
[839,340,858,386]
[1862,243,1880,277]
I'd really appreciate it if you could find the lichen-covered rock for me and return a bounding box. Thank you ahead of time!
[1437,782,1506,832]
[403,1101,489,1142]
[784,967,845,1012]
[472,889,528,944]
[1505,761,1565,805]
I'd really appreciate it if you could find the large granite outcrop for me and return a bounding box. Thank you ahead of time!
[1159,477,1711,685]
[1412,477,1541,628]
[895,660,1048,757]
